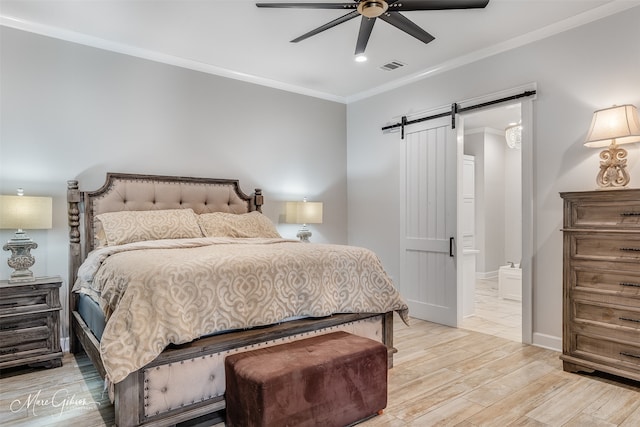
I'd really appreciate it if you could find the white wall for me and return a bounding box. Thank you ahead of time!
[483,130,506,273]
[347,7,640,349]
[0,27,347,342]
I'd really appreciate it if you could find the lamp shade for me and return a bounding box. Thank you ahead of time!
[0,195,53,230]
[584,104,640,148]
[285,201,323,224]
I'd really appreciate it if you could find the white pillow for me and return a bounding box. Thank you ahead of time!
[96,209,203,246]
[198,211,281,238]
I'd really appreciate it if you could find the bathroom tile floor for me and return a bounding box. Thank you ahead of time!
[461,278,522,342]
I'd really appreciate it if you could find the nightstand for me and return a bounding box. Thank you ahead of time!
[0,276,63,370]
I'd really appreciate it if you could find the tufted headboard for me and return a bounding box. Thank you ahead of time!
[67,173,263,285]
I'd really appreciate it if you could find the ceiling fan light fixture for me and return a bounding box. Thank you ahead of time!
[505,123,522,150]
[357,0,388,18]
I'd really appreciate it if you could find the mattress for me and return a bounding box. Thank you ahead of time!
[77,293,106,341]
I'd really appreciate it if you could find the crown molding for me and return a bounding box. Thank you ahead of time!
[346,1,639,103]
[0,15,347,104]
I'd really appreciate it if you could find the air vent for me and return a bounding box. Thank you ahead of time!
[380,61,406,71]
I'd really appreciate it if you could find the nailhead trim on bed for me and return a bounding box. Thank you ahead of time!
[142,316,383,419]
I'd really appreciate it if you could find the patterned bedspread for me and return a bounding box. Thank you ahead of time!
[74,237,409,384]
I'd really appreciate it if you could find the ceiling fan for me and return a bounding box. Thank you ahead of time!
[256,0,490,56]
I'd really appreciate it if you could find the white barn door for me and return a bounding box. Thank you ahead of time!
[400,115,459,327]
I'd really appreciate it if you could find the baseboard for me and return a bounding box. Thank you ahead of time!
[61,337,70,353]
[532,332,561,352]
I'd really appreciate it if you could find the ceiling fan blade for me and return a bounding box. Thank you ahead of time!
[291,10,360,43]
[256,2,358,10]
[389,0,489,11]
[378,12,435,44]
[355,16,376,55]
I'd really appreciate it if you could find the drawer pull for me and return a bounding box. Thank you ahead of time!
[621,282,640,288]
[620,247,640,252]
[620,352,640,359]
[619,317,640,323]
[621,212,640,216]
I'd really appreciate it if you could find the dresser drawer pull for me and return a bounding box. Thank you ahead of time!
[620,247,640,252]
[619,317,640,323]
[620,352,640,359]
[621,212,640,216]
[621,282,640,288]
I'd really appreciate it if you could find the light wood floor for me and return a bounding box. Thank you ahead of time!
[1,316,639,426]
[460,278,522,343]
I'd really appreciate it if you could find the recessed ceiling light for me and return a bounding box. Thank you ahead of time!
[355,54,367,63]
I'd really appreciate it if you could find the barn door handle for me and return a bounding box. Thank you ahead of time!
[449,237,454,257]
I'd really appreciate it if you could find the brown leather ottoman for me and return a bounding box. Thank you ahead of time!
[225,331,388,427]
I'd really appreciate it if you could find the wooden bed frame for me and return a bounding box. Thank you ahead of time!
[67,173,395,427]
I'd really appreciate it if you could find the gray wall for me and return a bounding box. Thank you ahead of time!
[347,7,640,349]
[0,27,347,343]
[2,7,639,352]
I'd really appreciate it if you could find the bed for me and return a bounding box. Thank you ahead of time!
[67,172,408,427]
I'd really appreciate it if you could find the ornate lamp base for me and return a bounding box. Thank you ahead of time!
[596,143,630,189]
[296,225,312,243]
[3,230,38,283]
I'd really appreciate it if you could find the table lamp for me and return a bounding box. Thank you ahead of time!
[584,104,640,188]
[0,189,53,282]
[285,198,323,242]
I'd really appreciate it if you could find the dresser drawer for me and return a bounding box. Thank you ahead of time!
[563,191,640,229]
[574,334,640,371]
[570,233,640,261]
[572,262,640,298]
[574,301,640,330]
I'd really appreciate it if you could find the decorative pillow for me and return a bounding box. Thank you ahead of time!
[96,209,203,246]
[198,211,281,238]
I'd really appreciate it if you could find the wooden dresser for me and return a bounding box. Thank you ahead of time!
[0,276,63,370]
[560,189,640,381]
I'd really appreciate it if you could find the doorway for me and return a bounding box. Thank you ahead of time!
[459,103,524,343]
[395,84,534,343]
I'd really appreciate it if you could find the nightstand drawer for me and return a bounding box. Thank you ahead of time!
[0,283,61,316]
[570,234,640,261]
[0,277,63,369]
[0,313,55,363]
[0,312,50,332]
